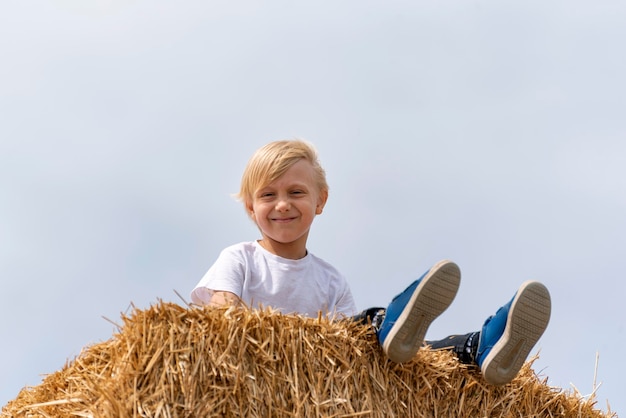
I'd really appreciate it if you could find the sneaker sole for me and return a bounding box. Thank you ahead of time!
[481,280,551,385]
[383,260,461,363]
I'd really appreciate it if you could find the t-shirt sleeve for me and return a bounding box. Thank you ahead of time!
[190,246,247,305]
[332,279,358,318]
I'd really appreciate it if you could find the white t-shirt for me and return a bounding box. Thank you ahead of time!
[191,241,358,318]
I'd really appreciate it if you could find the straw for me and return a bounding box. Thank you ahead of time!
[2,302,616,417]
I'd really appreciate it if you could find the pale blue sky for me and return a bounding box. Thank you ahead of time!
[1,1,624,414]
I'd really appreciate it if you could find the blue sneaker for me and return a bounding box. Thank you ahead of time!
[377,260,461,363]
[476,280,551,385]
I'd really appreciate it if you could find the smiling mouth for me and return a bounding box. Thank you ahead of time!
[272,217,296,223]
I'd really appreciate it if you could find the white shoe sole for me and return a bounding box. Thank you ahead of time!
[383,260,461,363]
[480,280,551,385]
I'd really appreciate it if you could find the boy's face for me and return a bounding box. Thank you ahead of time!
[246,159,328,259]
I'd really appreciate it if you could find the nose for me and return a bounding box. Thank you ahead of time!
[275,197,291,212]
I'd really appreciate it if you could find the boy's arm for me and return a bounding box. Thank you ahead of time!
[208,291,243,308]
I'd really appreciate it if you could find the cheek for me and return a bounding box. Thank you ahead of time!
[250,204,270,223]
[306,204,320,217]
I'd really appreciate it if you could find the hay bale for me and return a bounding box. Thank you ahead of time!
[2,302,616,417]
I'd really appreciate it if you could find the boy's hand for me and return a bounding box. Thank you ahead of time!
[209,291,242,308]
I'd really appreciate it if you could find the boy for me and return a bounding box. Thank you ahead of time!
[191,139,551,386]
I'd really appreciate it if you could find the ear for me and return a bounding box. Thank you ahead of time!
[245,200,256,220]
[315,189,329,215]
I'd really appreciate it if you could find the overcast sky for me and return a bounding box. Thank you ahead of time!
[1,0,624,415]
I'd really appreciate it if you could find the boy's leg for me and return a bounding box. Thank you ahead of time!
[427,281,551,386]
[352,307,385,327]
[376,260,461,363]
[427,332,479,365]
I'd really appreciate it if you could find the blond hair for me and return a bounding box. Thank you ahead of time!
[236,140,329,206]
